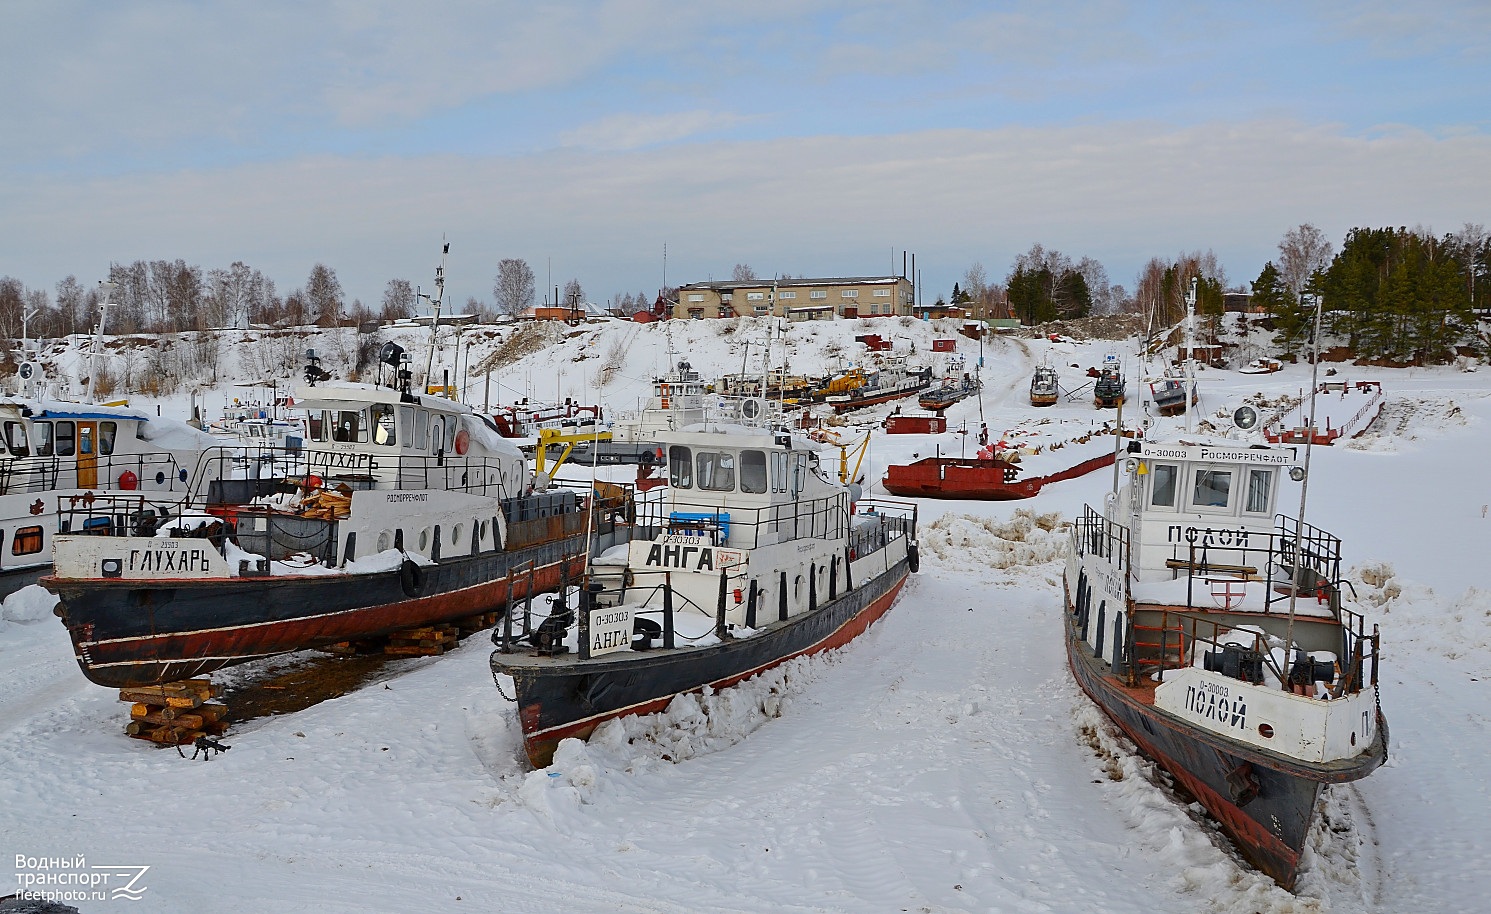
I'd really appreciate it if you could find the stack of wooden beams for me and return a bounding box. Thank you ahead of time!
[119,680,228,745]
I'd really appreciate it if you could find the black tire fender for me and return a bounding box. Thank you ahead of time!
[399,558,426,598]
[907,544,920,574]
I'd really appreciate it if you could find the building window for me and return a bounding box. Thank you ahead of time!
[810,290,827,299]
[688,308,704,319]
[874,289,890,297]
[688,293,705,302]
[754,305,770,315]
[747,292,765,300]
[778,291,796,299]
[841,289,858,298]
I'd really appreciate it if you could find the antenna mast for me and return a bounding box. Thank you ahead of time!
[1185,276,1197,434]
[87,281,118,404]
[422,242,450,398]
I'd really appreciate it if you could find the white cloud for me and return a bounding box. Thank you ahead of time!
[5,120,1487,307]
[558,111,755,150]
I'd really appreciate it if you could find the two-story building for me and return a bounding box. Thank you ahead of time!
[674,276,915,321]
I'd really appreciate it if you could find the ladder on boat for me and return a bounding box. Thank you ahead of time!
[1130,618,1187,671]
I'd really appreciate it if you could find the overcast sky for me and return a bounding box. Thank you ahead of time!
[2,1,1487,311]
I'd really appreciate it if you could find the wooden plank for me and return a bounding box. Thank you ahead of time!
[1164,558,1257,576]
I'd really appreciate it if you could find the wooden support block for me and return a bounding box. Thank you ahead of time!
[133,710,206,729]
[195,703,229,723]
[383,644,449,656]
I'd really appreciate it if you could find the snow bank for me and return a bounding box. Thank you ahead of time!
[918,507,1069,571]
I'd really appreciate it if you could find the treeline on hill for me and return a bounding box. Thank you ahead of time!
[1,225,1486,373]
[1254,227,1490,364]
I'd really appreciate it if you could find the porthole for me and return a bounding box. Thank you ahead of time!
[1258,723,1275,739]
[451,523,464,546]
[479,519,488,541]
[419,528,430,551]
[1350,732,1357,747]
[377,530,392,552]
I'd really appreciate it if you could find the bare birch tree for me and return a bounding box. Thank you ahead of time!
[493,259,536,316]
[1278,224,1334,297]
[381,278,416,321]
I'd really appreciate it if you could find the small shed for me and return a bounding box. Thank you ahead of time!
[931,338,957,352]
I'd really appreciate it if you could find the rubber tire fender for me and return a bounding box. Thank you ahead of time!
[907,544,920,574]
[399,558,426,598]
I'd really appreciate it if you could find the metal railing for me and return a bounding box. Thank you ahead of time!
[0,450,191,496]
[1122,603,1380,698]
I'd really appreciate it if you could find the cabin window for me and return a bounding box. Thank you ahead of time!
[770,452,789,493]
[333,410,365,443]
[371,403,397,446]
[5,421,29,456]
[790,453,807,497]
[78,425,94,455]
[1191,469,1232,509]
[696,451,736,492]
[430,416,446,454]
[669,446,694,488]
[33,422,53,457]
[54,421,75,457]
[415,409,428,447]
[309,411,329,441]
[1149,463,1179,508]
[99,422,117,456]
[399,406,415,447]
[12,525,43,556]
[741,450,768,494]
[1244,468,1273,514]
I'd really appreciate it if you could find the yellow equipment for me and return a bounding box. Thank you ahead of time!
[535,427,614,480]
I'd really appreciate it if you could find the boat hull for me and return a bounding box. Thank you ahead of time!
[882,453,1114,500]
[44,533,589,688]
[1063,592,1388,889]
[494,557,910,768]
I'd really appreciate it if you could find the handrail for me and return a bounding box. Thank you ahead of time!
[1129,603,1380,698]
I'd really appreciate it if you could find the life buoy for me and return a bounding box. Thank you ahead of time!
[454,428,470,455]
[118,470,138,491]
[399,559,426,598]
[907,544,920,573]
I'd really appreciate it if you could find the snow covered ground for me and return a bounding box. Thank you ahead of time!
[2,317,1488,913]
